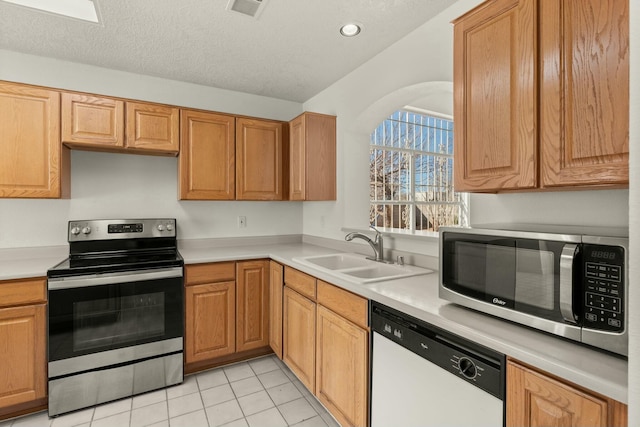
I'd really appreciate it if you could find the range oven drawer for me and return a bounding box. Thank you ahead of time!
[48,351,183,416]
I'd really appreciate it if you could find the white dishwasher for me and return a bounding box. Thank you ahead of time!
[370,302,505,427]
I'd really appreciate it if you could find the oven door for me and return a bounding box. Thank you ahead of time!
[48,267,183,371]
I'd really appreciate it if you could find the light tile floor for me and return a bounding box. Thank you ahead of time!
[0,355,341,427]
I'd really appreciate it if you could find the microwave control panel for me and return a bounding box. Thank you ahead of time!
[583,244,625,332]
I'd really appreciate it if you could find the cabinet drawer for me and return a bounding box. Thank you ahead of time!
[284,267,316,300]
[0,278,46,308]
[317,281,368,329]
[186,262,236,285]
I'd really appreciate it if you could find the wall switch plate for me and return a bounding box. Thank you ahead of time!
[238,216,247,228]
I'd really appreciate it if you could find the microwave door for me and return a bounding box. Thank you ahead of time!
[514,246,555,312]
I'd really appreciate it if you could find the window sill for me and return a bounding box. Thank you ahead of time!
[340,226,440,242]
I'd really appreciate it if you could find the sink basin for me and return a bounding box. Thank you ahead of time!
[297,253,372,270]
[292,253,433,284]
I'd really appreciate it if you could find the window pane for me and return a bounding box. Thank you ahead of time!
[370,148,412,202]
[369,109,467,232]
[370,204,411,230]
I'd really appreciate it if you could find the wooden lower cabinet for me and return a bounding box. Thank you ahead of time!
[236,260,269,352]
[316,305,368,427]
[507,359,627,427]
[185,281,236,363]
[283,286,316,391]
[0,278,47,418]
[269,261,284,359]
[185,261,271,371]
[0,305,46,410]
[281,268,370,427]
[185,262,236,365]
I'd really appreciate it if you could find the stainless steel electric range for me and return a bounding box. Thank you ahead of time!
[47,219,184,416]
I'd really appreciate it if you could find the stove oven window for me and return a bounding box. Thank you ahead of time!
[73,292,165,352]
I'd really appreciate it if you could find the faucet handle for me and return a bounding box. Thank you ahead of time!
[369,225,382,242]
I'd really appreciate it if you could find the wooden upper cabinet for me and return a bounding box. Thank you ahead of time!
[62,93,179,155]
[236,260,270,352]
[507,359,627,427]
[453,0,629,192]
[289,112,336,201]
[539,0,629,188]
[62,92,125,149]
[236,118,285,200]
[125,102,179,154]
[179,110,235,200]
[0,82,69,198]
[453,0,537,192]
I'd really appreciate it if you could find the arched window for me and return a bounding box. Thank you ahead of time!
[369,109,468,233]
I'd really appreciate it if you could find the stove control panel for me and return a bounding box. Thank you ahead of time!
[68,219,177,241]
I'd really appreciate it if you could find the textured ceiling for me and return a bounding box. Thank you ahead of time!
[0,0,451,102]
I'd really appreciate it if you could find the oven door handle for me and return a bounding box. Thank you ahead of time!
[48,267,183,290]
[559,244,579,325]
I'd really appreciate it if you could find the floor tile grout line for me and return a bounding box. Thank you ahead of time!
[195,374,213,427]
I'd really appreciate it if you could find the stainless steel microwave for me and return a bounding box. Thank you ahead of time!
[439,224,628,356]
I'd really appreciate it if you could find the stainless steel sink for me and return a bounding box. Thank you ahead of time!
[292,253,433,284]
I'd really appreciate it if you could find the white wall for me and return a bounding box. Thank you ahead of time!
[0,49,303,249]
[302,0,630,258]
[627,0,638,423]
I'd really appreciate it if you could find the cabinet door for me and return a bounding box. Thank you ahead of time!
[0,82,68,198]
[236,118,284,200]
[269,261,284,359]
[185,282,236,363]
[507,360,614,427]
[126,102,179,154]
[289,114,306,201]
[236,260,269,352]
[179,110,235,200]
[283,287,316,391]
[61,92,124,148]
[0,304,46,408]
[289,113,337,201]
[453,0,537,192]
[539,0,629,187]
[316,305,368,427]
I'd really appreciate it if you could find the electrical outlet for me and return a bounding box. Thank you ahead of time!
[238,216,247,228]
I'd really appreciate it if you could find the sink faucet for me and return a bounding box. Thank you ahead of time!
[345,225,385,262]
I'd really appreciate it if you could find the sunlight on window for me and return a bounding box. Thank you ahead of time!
[369,110,468,233]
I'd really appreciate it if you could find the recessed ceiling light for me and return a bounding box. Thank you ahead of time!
[340,23,361,37]
[1,0,99,23]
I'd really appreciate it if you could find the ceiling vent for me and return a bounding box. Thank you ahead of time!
[226,0,268,19]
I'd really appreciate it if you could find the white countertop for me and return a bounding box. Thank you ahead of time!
[0,245,68,280]
[0,240,628,403]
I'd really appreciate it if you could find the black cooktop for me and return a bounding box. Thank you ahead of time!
[48,250,184,278]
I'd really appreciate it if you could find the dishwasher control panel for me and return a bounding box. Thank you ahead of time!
[371,302,505,400]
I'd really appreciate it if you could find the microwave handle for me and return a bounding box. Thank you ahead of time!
[560,244,579,324]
